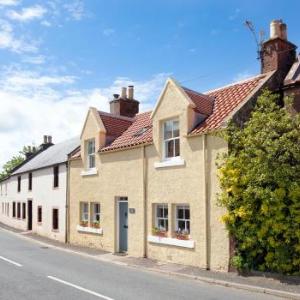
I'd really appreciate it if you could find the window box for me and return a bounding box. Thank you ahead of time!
[76,225,103,235]
[91,221,100,229]
[148,235,195,249]
[152,227,168,237]
[174,232,190,240]
[80,220,88,227]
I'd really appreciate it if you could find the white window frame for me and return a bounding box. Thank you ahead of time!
[163,119,180,160]
[175,205,190,234]
[155,204,168,231]
[80,202,89,222]
[86,139,96,169]
[91,202,100,223]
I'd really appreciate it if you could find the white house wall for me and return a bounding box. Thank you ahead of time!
[0,164,67,242]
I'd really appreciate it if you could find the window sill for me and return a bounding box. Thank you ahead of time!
[80,168,98,177]
[154,157,185,169]
[77,225,103,235]
[148,235,195,249]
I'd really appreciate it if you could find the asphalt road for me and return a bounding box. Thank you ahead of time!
[0,229,280,300]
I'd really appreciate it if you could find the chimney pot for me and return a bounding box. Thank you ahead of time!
[128,85,134,100]
[43,135,47,144]
[48,136,52,144]
[121,87,127,99]
[270,19,287,40]
[113,93,119,99]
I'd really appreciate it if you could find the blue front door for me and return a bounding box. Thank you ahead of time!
[119,201,128,252]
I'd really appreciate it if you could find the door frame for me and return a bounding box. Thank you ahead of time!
[27,199,33,231]
[116,197,128,253]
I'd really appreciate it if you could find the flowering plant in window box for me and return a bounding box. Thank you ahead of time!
[152,227,168,237]
[174,229,190,240]
[92,221,100,228]
[80,220,88,227]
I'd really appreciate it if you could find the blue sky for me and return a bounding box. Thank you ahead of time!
[0,0,299,167]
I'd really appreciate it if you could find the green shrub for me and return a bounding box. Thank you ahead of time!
[218,90,300,275]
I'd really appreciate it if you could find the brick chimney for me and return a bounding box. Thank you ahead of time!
[109,86,139,118]
[261,20,297,83]
[40,135,54,150]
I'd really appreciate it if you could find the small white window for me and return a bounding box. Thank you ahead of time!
[163,119,180,159]
[80,202,89,225]
[155,204,168,231]
[87,139,95,169]
[175,205,190,234]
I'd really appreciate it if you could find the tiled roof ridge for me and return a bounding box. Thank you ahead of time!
[98,110,134,122]
[203,73,266,95]
[182,87,215,102]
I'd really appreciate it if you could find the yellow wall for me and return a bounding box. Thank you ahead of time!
[69,79,230,271]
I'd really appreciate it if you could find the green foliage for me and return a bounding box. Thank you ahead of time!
[218,90,300,274]
[0,145,37,181]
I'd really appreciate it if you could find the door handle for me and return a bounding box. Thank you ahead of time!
[124,225,128,229]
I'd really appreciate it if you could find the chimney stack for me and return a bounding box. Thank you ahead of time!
[260,20,296,79]
[40,135,54,150]
[109,86,139,118]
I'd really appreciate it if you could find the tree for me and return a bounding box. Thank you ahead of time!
[218,90,300,274]
[0,145,38,181]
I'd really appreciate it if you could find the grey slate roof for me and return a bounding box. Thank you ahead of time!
[12,137,80,175]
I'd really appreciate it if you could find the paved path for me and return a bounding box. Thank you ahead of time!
[0,228,280,300]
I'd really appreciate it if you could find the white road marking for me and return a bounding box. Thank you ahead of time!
[0,255,22,267]
[47,276,115,300]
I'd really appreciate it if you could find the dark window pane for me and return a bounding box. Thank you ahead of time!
[164,207,168,218]
[165,220,168,231]
[185,208,190,220]
[186,221,190,231]
[178,220,185,230]
[157,207,163,218]
[177,208,184,219]
[175,139,180,156]
[166,140,174,157]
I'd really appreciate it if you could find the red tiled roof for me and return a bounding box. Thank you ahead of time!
[190,74,267,135]
[98,111,133,138]
[183,87,214,115]
[73,74,268,155]
[100,111,153,152]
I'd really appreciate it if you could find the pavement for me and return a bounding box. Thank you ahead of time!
[0,222,299,299]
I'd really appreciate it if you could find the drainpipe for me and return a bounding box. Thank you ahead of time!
[65,161,70,244]
[142,145,148,258]
[203,134,210,270]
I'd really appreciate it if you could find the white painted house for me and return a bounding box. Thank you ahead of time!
[0,137,79,242]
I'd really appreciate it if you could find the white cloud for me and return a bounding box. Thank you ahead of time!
[64,0,85,21]
[0,19,38,53]
[103,28,115,37]
[7,5,47,22]
[0,68,169,168]
[0,0,19,6]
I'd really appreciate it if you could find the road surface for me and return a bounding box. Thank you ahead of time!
[0,228,279,300]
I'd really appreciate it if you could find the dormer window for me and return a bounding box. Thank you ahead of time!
[87,139,95,169]
[163,119,180,159]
